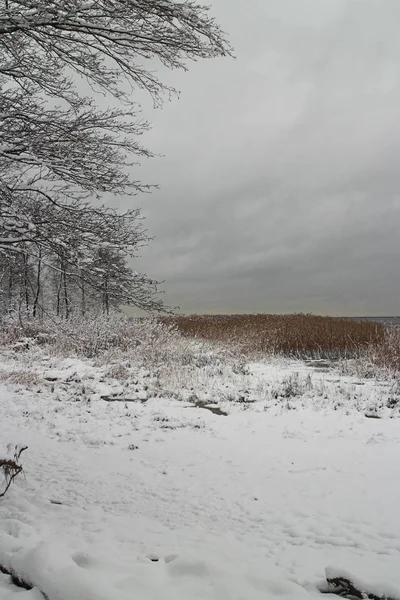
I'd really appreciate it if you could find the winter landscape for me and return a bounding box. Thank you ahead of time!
[1,314,400,599]
[2,0,400,599]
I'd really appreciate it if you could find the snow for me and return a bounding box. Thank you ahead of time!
[1,351,400,599]
[324,566,400,600]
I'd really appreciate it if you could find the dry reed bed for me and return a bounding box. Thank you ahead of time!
[1,312,400,374]
[163,314,386,360]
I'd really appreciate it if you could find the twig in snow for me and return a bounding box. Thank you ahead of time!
[0,444,28,498]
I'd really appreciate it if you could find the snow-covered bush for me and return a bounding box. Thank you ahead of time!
[54,314,177,358]
[270,372,313,400]
[0,312,249,403]
[0,312,180,359]
[0,311,55,349]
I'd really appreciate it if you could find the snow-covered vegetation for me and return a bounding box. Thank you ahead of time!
[0,0,231,317]
[1,313,400,599]
[0,312,399,411]
[1,1,399,598]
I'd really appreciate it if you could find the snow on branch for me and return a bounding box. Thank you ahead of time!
[0,0,232,104]
[0,0,230,315]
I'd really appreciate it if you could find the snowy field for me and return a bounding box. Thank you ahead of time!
[1,347,400,599]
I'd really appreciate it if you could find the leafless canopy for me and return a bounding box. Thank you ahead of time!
[0,0,231,313]
[0,0,231,101]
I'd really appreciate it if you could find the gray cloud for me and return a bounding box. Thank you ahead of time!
[122,0,400,315]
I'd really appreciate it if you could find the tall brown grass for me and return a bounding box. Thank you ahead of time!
[163,313,386,361]
[1,312,399,375]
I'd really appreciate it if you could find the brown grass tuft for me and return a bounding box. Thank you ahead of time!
[0,369,40,388]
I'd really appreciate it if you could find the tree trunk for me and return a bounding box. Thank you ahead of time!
[23,254,30,312]
[32,248,42,319]
[7,266,13,313]
[56,267,62,317]
[62,265,70,320]
[81,272,86,317]
[103,277,109,316]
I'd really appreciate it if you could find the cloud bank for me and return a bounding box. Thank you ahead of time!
[124,0,400,315]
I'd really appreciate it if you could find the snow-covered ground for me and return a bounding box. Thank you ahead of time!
[1,349,400,599]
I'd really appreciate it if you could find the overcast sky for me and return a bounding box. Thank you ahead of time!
[125,0,400,316]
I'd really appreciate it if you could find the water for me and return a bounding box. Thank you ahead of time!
[350,316,400,327]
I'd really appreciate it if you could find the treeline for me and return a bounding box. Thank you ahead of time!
[0,200,164,318]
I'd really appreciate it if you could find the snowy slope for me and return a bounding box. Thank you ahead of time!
[1,356,400,599]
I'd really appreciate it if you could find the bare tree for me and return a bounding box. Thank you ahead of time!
[0,0,231,240]
[0,0,231,312]
[0,0,231,104]
[0,194,168,317]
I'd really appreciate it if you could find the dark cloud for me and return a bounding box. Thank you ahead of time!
[122,0,400,315]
